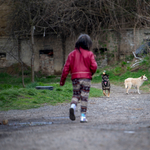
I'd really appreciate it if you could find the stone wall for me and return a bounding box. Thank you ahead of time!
[20,35,63,75]
[107,28,150,58]
[0,37,18,67]
[0,28,150,75]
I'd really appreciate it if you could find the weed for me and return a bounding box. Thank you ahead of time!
[113,66,122,75]
[140,55,150,69]
[55,87,63,91]
[96,69,100,73]
[125,54,134,61]
[121,61,127,67]
[127,66,131,71]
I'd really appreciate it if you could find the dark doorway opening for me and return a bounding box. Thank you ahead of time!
[39,49,54,75]
[93,48,107,55]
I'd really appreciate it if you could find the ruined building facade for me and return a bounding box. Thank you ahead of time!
[0,3,150,75]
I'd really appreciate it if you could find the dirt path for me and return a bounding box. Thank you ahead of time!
[0,84,150,150]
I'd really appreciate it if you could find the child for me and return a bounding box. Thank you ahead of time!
[60,34,97,123]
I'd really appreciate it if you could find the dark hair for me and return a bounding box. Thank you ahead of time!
[75,34,92,51]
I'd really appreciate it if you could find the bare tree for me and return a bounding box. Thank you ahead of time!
[3,0,150,76]
[7,0,50,82]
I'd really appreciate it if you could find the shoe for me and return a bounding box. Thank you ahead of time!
[80,113,88,123]
[80,118,88,123]
[69,108,75,121]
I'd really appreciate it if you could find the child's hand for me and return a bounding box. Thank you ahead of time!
[60,82,64,86]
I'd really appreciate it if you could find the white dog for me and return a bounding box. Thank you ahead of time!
[124,75,148,94]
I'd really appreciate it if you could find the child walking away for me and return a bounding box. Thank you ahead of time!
[60,34,97,123]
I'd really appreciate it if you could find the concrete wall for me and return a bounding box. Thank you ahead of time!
[107,28,150,54]
[0,28,150,75]
[106,28,150,64]
[21,35,63,75]
[0,37,18,67]
[65,34,103,57]
[65,34,108,69]
[0,35,63,75]
[65,36,77,60]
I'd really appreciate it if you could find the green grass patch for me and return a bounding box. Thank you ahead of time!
[1,56,150,111]
[90,87,103,97]
[0,79,103,111]
[93,58,150,91]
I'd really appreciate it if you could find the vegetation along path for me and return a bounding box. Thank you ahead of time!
[0,83,150,150]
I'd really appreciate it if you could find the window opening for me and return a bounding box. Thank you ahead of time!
[0,53,6,59]
[39,49,53,57]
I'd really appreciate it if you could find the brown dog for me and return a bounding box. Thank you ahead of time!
[124,75,148,94]
[102,73,110,97]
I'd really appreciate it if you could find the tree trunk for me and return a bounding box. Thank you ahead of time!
[21,62,25,88]
[61,33,66,66]
[116,31,121,61]
[31,26,35,83]
[18,37,25,88]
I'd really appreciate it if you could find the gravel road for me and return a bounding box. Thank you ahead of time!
[0,83,150,150]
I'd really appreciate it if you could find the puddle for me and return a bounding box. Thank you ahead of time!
[124,131,135,134]
[9,121,53,127]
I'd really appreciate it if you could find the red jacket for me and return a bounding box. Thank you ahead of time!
[60,48,97,86]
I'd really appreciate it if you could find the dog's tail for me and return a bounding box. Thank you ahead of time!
[124,80,128,89]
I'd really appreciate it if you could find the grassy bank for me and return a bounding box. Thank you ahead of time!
[0,74,103,111]
[92,56,150,93]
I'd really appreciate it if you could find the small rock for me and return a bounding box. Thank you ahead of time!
[2,119,8,125]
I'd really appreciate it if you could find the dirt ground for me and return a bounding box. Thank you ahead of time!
[0,83,150,150]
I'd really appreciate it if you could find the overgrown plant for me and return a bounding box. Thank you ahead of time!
[139,55,150,69]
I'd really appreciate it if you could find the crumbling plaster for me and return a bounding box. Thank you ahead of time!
[0,28,150,75]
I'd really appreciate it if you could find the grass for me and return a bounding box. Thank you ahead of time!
[0,76,103,111]
[1,55,150,111]
[92,57,150,92]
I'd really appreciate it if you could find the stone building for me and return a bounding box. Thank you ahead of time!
[1,28,150,75]
[0,2,150,75]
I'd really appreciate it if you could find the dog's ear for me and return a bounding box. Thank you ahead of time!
[105,74,109,77]
[141,75,143,79]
